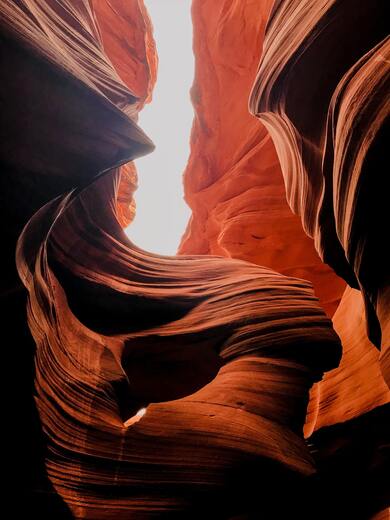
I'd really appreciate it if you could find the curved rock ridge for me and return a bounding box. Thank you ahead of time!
[179,0,345,317]
[2,0,343,517]
[1,0,138,114]
[91,0,158,229]
[182,1,389,493]
[17,167,342,517]
[3,0,388,517]
[0,0,153,216]
[249,0,389,366]
[0,0,152,513]
[0,0,156,233]
[305,287,390,436]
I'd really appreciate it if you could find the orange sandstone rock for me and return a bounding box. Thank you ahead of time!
[249,0,389,375]
[2,0,389,517]
[92,0,157,109]
[179,0,345,317]
[3,1,343,517]
[116,162,138,227]
[91,0,157,229]
[305,287,390,436]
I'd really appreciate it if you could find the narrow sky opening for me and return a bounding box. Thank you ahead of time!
[125,0,194,255]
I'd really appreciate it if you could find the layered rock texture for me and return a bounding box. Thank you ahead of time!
[249,0,389,374]
[17,170,342,516]
[1,0,389,519]
[179,0,346,318]
[180,0,389,517]
[248,0,390,444]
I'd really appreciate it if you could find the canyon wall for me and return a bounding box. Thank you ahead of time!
[1,0,389,518]
[250,0,389,373]
[181,0,389,432]
[0,0,154,515]
[180,1,389,516]
[1,0,342,518]
[249,0,390,430]
[179,0,346,317]
[92,0,158,229]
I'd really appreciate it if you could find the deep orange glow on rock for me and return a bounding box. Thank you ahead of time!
[1,0,388,518]
[179,0,346,318]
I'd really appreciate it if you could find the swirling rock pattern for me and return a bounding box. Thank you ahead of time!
[2,0,389,518]
[17,171,341,517]
[249,0,389,380]
[179,0,345,317]
[182,2,389,514]
[0,0,153,513]
[305,287,390,436]
[1,0,343,518]
[91,0,158,229]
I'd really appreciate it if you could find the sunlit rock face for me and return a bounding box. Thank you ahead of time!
[91,0,158,229]
[1,0,389,519]
[91,0,157,109]
[90,0,157,228]
[249,0,389,380]
[1,1,343,518]
[246,3,389,514]
[305,287,390,436]
[180,2,389,516]
[179,0,345,318]
[17,169,342,517]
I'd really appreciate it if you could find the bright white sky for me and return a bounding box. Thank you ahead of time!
[125,0,194,255]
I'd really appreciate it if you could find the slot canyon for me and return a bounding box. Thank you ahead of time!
[0,1,389,518]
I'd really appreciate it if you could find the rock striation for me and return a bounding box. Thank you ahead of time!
[181,2,389,515]
[179,0,346,317]
[17,169,342,517]
[249,0,389,381]
[0,0,153,514]
[1,0,389,518]
[1,0,343,518]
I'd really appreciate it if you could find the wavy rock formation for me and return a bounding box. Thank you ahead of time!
[17,170,341,517]
[0,0,153,514]
[1,0,343,518]
[179,0,345,317]
[181,2,389,515]
[2,0,389,518]
[246,4,389,513]
[306,287,390,435]
[92,0,157,229]
[91,0,157,109]
[249,0,389,381]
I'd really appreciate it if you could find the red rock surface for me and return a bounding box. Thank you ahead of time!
[1,0,389,518]
[116,161,138,227]
[179,0,345,317]
[2,0,343,517]
[305,287,390,436]
[372,510,390,520]
[249,0,389,381]
[92,0,157,229]
[180,3,389,513]
[0,0,152,514]
[92,0,157,109]
[17,169,341,517]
